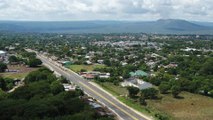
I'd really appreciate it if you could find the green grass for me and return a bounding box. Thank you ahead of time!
[96,82,161,120]
[97,81,213,120]
[97,82,128,96]
[69,64,106,72]
[147,92,213,120]
[0,66,39,79]
[1,72,29,79]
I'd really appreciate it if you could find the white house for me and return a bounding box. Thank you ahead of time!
[121,78,152,90]
[0,50,6,57]
[97,60,104,64]
[63,84,76,91]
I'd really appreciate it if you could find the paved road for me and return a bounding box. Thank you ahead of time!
[34,51,151,120]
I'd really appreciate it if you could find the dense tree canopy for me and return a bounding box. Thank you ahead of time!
[0,62,7,72]
[28,58,42,67]
[0,68,114,120]
[127,86,140,98]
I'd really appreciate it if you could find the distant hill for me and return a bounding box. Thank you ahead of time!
[0,19,213,34]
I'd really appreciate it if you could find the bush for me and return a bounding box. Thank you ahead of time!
[0,62,7,72]
[141,88,159,99]
[159,82,170,94]
[171,85,181,98]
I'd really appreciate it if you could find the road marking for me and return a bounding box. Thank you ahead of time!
[77,81,139,120]
[38,54,144,120]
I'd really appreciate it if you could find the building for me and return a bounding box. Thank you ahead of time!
[97,60,104,64]
[61,61,72,67]
[0,50,6,62]
[80,71,110,79]
[81,74,95,79]
[63,84,76,91]
[129,70,148,77]
[0,50,6,57]
[121,78,152,90]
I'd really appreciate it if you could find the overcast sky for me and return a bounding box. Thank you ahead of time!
[0,0,212,22]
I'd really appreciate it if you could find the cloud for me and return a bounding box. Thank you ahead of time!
[0,0,212,21]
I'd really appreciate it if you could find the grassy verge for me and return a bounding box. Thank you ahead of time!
[96,82,169,120]
[69,64,106,72]
[0,66,39,79]
[96,82,213,120]
[147,92,213,120]
[1,72,29,79]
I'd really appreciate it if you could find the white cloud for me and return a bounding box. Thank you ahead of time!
[0,0,212,21]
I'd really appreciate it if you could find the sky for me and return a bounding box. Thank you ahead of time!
[0,0,213,22]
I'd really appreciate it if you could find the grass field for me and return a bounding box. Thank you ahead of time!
[0,65,39,79]
[69,64,106,72]
[97,82,213,120]
[97,82,128,96]
[97,82,166,119]
[147,92,213,120]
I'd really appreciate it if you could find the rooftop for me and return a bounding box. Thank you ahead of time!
[130,70,148,77]
[0,50,6,54]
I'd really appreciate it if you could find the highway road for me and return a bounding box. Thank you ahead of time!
[32,50,151,120]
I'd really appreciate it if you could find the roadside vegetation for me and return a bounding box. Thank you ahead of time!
[69,64,106,72]
[0,67,114,120]
[0,33,213,120]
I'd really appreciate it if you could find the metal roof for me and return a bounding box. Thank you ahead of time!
[0,50,6,54]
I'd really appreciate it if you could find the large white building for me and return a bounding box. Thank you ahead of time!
[0,50,6,57]
[0,50,7,62]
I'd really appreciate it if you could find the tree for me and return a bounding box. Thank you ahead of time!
[50,81,64,95]
[171,85,181,98]
[141,88,158,99]
[199,58,213,75]
[139,96,147,105]
[127,86,139,98]
[0,62,7,72]
[0,77,7,91]
[75,87,84,96]
[80,69,87,72]
[60,77,68,83]
[159,82,170,94]
[104,59,111,66]
[28,58,42,67]
[209,90,213,97]
[0,88,7,100]
[8,56,19,63]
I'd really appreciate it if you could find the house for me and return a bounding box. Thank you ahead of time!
[0,50,6,57]
[80,71,110,79]
[86,60,92,65]
[121,78,152,90]
[89,102,102,109]
[164,63,178,68]
[97,60,104,64]
[121,61,128,66]
[61,61,72,67]
[0,50,6,62]
[81,74,95,79]
[85,55,91,59]
[63,84,76,91]
[99,73,110,78]
[129,70,148,77]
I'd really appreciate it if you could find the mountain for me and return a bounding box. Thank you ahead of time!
[0,19,213,34]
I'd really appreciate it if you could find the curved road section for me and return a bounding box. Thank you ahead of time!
[29,49,152,120]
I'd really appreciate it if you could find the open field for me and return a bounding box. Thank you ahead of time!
[97,82,213,120]
[147,92,213,120]
[97,82,128,96]
[69,64,106,72]
[97,82,166,119]
[0,65,39,79]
